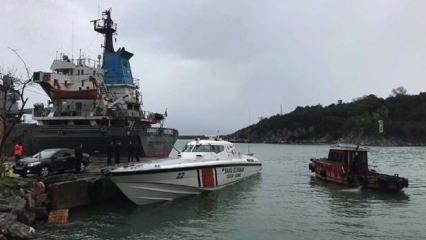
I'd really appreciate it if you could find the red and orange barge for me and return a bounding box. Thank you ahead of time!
[309,144,408,192]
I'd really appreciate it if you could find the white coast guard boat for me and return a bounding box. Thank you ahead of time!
[108,137,262,205]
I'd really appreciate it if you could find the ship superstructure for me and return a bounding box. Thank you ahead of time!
[32,10,161,127]
[8,10,178,157]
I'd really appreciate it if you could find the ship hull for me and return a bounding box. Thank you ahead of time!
[7,124,178,158]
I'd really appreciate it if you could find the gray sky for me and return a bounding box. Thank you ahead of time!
[1,0,425,134]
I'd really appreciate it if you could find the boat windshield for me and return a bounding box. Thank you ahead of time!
[192,145,225,153]
[193,145,213,152]
[33,149,58,159]
[182,144,194,152]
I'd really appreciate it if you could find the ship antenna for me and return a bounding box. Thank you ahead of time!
[71,19,74,60]
[92,9,117,67]
[97,0,101,18]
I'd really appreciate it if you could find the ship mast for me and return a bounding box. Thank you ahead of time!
[91,9,117,64]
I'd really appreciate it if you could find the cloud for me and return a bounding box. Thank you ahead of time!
[1,0,425,134]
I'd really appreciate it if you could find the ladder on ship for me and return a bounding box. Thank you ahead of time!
[99,82,115,100]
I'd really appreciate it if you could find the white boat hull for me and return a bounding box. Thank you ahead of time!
[111,163,262,205]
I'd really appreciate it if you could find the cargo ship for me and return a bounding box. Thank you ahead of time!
[7,10,178,157]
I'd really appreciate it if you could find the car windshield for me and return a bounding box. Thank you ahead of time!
[32,149,58,159]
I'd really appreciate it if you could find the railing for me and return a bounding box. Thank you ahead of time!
[93,20,117,32]
[133,78,141,88]
[71,58,101,69]
[56,54,101,69]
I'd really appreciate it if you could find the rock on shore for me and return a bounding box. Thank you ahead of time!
[0,183,48,239]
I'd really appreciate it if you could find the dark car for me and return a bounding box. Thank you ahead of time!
[13,148,90,177]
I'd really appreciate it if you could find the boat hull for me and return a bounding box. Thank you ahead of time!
[7,124,178,158]
[309,160,408,192]
[110,163,262,205]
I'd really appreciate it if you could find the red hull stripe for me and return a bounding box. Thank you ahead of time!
[202,168,215,187]
[201,168,215,188]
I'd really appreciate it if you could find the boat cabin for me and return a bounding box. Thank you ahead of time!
[327,145,369,175]
[179,138,238,160]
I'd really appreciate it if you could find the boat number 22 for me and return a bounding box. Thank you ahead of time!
[176,172,185,179]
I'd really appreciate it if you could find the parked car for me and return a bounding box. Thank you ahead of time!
[13,148,90,177]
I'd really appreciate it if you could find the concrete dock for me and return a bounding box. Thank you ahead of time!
[6,157,130,210]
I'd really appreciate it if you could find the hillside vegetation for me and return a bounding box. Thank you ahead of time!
[228,92,426,146]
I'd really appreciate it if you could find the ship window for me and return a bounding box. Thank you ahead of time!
[328,151,344,162]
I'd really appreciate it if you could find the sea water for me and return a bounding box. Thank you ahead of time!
[37,140,426,240]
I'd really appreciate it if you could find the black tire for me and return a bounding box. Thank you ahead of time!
[308,163,315,172]
[397,179,408,190]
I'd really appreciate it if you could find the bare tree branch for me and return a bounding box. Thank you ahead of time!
[7,47,31,83]
[0,48,32,171]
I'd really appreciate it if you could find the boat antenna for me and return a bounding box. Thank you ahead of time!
[248,110,251,155]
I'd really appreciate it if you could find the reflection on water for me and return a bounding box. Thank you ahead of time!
[309,176,410,225]
[309,176,410,203]
[38,175,262,240]
[36,142,426,240]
